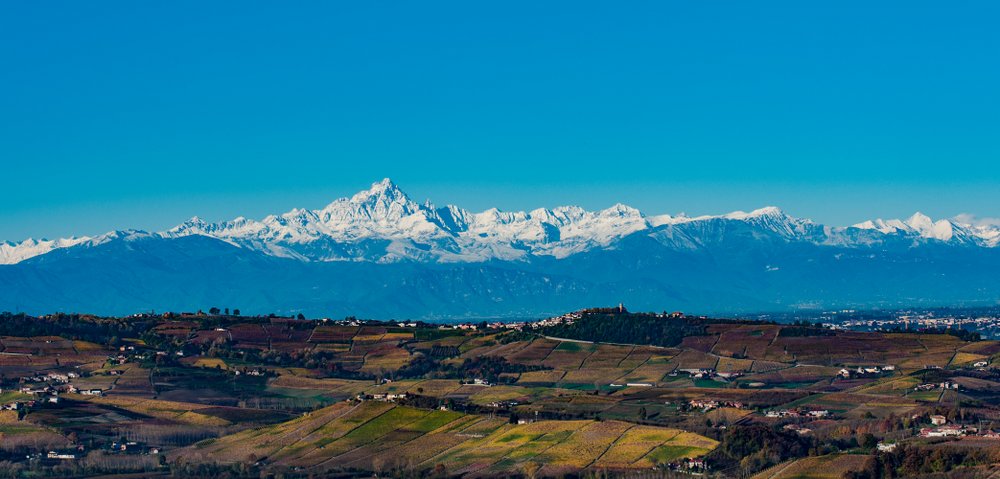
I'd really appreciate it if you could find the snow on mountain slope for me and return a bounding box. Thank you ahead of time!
[852,212,987,245]
[0,230,159,265]
[3,179,999,265]
[0,237,92,264]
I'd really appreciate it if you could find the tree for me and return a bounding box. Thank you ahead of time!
[209,307,220,315]
[860,433,878,451]
[297,313,306,320]
[233,309,240,316]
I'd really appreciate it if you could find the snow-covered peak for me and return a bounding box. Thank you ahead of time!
[599,203,643,218]
[852,212,995,244]
[722,206,785,220]
[350,178,408,204]
[854,219,900,234]
[168,216,208,233]
[905,212,954,241]
[321,178,423,228]
[96,230,153,242]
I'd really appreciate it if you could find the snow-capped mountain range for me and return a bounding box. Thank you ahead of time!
[3,178,998,266]
[4,179,1000,318]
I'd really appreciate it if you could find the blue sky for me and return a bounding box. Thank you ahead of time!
[2,2,999,241]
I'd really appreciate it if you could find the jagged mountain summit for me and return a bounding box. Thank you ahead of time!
[3,179,998,266]
[159,178,659,263]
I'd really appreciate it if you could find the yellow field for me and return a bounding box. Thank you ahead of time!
[716,357,755,373]
[561,367,626,384]
[635,431,719,467]
[177,411,230,427]
[516,370,566,384]
[312,343,351,352]
[72,395,241,426]
[0,410,19,424]
[467,385,532,405]
[856,376,919,395]
[268,375,371,396]
[534,420,633,468]
[897,350,955,369]
[192,357,228,369]
[615,362,670,384]
[458,335,501,353]
[667,350,719,370]
[359,348,411,373]
[594,426,680,468]
[380,332,414,341]
[73,340,106,351]
[351,334,385,342]
[951,352,989,367]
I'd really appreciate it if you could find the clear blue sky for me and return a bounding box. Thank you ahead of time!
[2,2,999,241]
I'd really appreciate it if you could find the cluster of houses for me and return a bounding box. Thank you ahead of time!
[21,371,79,383]
[913,415,1000,439]
[530,311,584,329]
[461,378,493,387]
[46,451,79,460]
[914,381,960,392]
[915,415,1000,439]
[2,374,100,417]
[838,365,895,379]
[6,369,108,406]
[765,408,830,419]
[500,305,635,331]
[673,367,743,380]
[664,457,706,472]
[357,392,409,402]
[439,323,482,331]
[920,424,968,438]
[43,441,159,462]
[109,350,132,366]
[15,384,105,403]
[688,399,745,412]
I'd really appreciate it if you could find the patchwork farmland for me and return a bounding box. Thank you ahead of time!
[3,309,1000,477]
[179,402,717,477]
